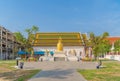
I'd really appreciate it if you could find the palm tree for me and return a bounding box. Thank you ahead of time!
[14,25,39,53]
[25,26,39,52]
[14,32,26,50]
[88,32,110,60]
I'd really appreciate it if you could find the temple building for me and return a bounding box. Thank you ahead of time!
[32,32,89,60]
[106,36,120,53]
[106,36,120,44]
[105,36,120,61]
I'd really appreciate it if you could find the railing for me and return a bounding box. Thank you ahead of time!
[7,36,13,40]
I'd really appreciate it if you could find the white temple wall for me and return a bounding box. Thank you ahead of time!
[63,46,85,57]
[33,46,57,51]
[105,55,120,61]
[33,46,86,57]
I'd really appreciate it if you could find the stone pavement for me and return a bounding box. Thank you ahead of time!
[23,61,96,81]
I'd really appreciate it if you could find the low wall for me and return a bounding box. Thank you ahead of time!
[105,55,120,61]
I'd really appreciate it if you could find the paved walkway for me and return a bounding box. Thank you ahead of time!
[23,61,96,81]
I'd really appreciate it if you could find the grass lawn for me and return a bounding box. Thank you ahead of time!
[0,60,16,73]
[0,60,40,81]
[78,61,120,81]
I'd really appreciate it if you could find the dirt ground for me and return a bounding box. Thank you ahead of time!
[0,69,36,81]
[0,61,35,81]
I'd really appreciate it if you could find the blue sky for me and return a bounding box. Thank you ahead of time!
[0,0,120,36]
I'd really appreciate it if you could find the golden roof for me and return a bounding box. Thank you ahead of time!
[33,32,88,46]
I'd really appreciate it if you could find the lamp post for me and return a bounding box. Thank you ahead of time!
[16,57,21,66]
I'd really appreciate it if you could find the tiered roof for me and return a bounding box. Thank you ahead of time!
[33,32,88,46]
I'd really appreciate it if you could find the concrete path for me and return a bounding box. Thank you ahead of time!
[24,61,96,81]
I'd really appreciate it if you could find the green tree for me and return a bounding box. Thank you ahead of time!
[114,40,120,52]
[89,32,110,60]
[14,32,26,50]
[25,25,39,52]
[98,40,111,57]
[14,25,39,52]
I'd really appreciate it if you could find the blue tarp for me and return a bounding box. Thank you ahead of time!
[50,51,54,55]
[34,51,54,55]
[18,51,54,55]
[34,51,45,55]
[17,51,28,55]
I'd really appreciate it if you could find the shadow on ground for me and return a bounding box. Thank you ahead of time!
[32,69,74,79]
[0,71,17,81]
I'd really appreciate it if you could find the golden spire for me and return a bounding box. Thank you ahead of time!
[58,37,62,43]
[57,37,63,51]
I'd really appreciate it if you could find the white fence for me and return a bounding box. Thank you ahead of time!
[105,55,120,61]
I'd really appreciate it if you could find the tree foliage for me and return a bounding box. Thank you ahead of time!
[14,25,39,52]
[89,32,110,60]
[114,40,120,52]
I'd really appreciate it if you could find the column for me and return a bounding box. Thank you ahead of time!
[0,28,2,59]
[6,31,8,60]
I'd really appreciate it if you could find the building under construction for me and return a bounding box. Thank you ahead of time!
[0,26,20,60]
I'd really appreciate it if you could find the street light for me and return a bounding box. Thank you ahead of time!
[16,57,21,66]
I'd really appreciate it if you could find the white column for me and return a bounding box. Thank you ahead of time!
[83,47,86,58]
[89,47,92,58]
[111,42,114,54]
[6,32,7,59]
